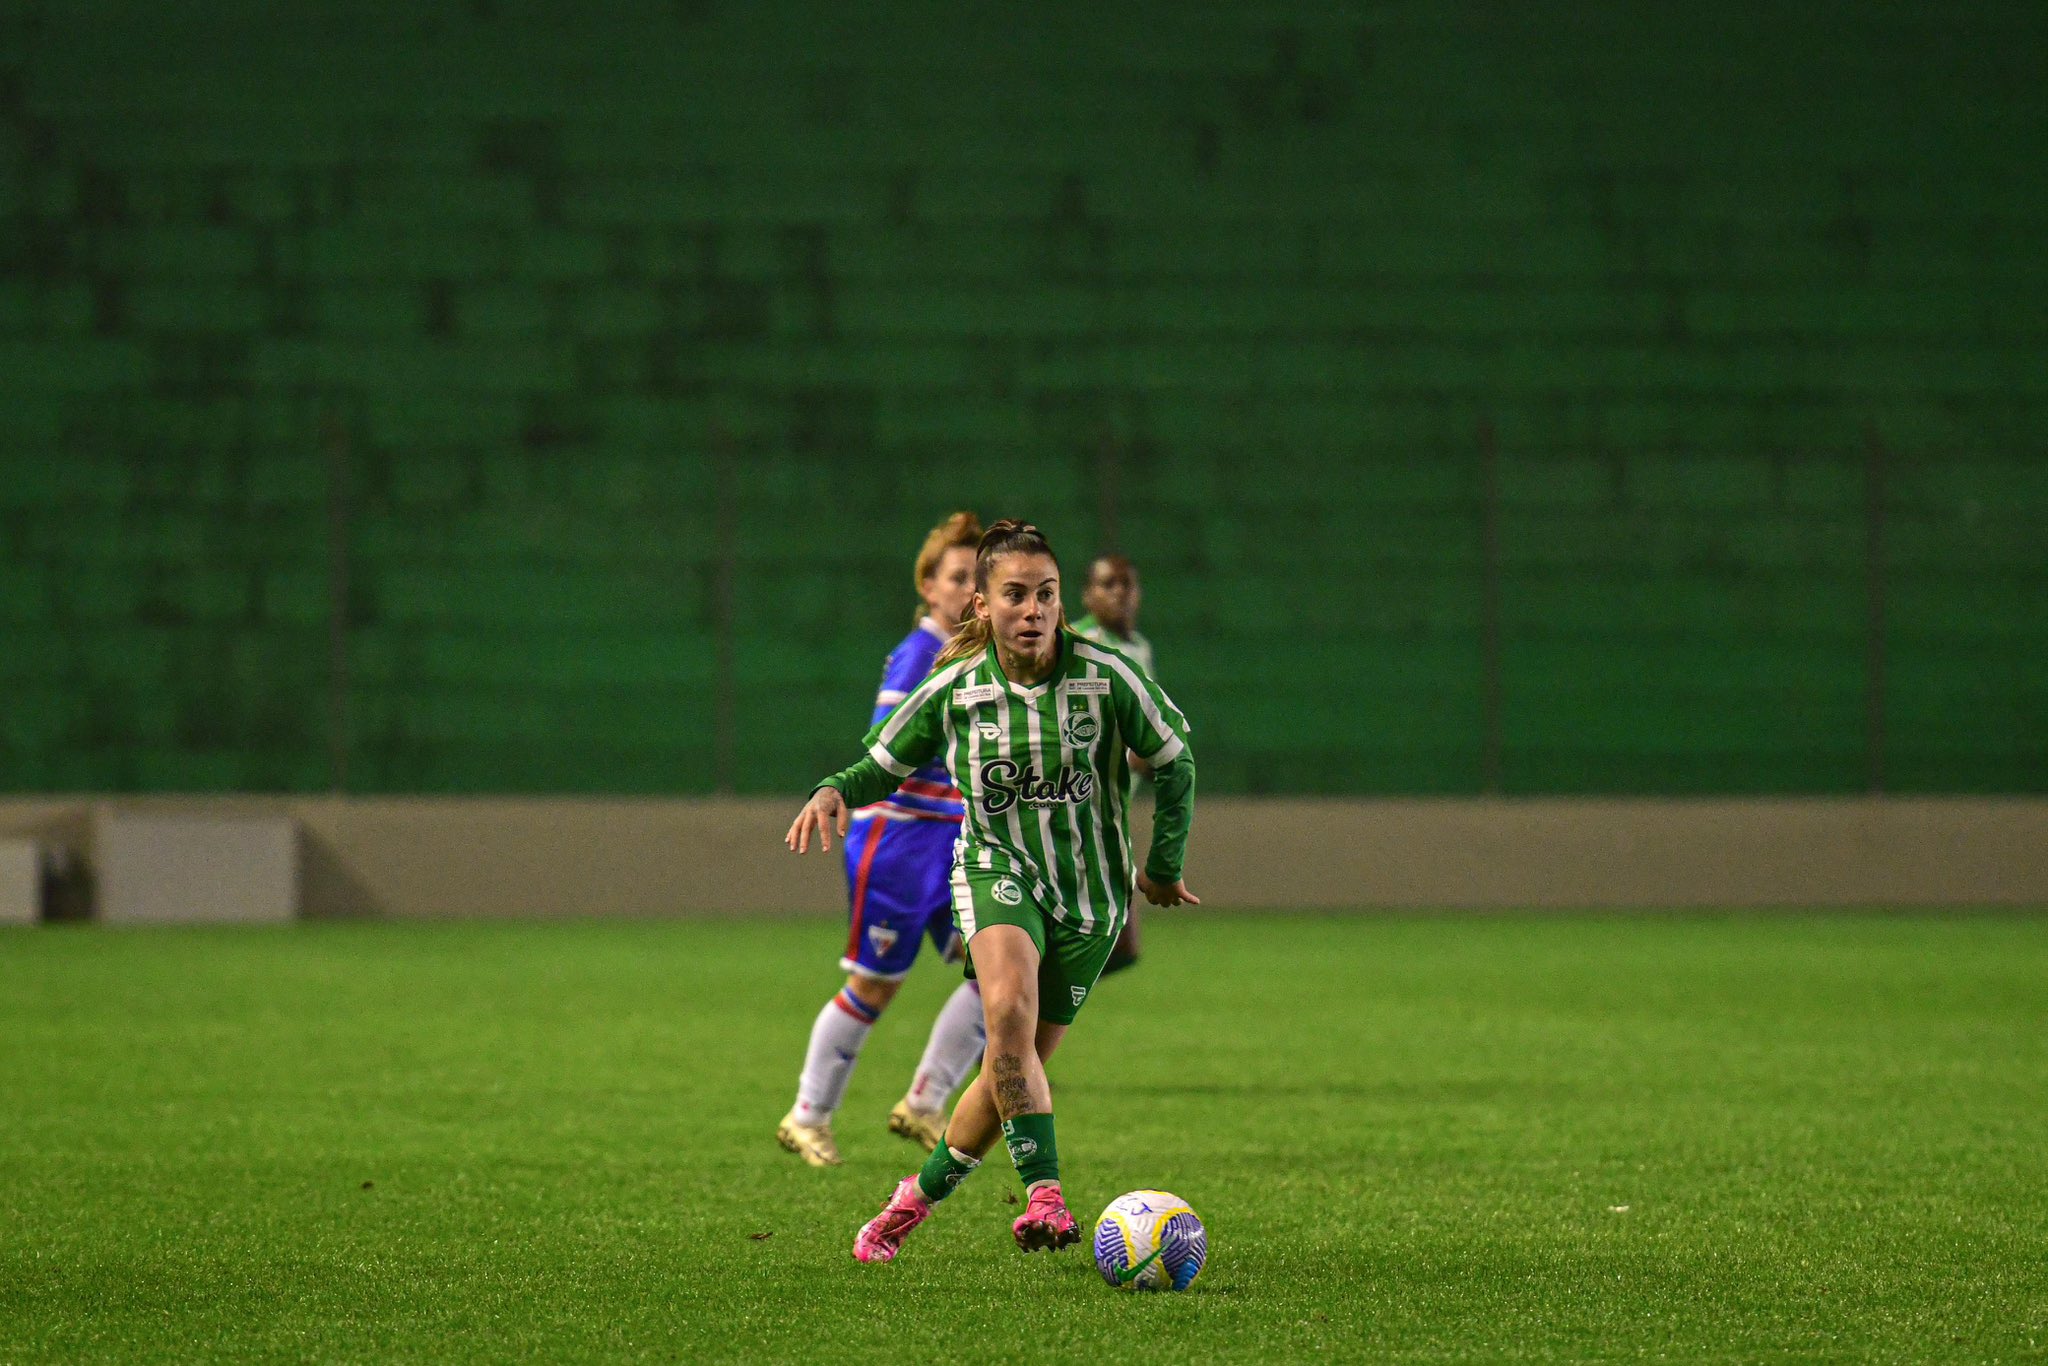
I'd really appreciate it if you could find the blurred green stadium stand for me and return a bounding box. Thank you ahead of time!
[0,0,2042,795]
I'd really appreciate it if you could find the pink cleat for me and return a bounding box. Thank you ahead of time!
[1012,1182,1081,1252]
[853,1176,931,1264]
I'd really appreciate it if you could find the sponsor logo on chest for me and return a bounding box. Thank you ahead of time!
[978,758,1096,817]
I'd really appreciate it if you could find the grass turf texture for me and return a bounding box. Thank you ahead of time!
[2,913,2043,1363]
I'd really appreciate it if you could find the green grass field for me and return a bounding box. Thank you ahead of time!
[3,913,2043,1362]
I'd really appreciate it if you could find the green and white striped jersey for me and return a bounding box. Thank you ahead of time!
[821,629,1194,937]
[1072,615,1155,679]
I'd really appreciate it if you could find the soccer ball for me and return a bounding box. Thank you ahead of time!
[1093,1190,1207,1292]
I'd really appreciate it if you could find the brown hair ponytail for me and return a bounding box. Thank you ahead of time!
[931,519,1068,670]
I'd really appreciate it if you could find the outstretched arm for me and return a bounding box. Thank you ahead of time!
[785,678,948,855]
[783,754,905,854]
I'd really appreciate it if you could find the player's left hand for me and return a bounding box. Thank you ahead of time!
[1136,872,1200,907]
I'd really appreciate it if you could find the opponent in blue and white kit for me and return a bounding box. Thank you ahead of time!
[778,512,992,1166]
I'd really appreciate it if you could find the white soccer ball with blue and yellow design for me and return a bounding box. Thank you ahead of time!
[1093,1190,1207,1291]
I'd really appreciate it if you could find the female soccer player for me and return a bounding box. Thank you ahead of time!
[1073,553,1157,976]
[785,520,1200,1262]
[776,511,994,1167]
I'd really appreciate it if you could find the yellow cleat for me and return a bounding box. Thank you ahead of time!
[777,1110,843,1167]
[887,1100,947,1153]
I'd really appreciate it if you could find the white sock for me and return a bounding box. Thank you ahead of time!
[903,981,986,1114]
[794,987,879,1126]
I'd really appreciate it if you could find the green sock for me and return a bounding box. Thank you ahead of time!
[1001,1113,1060,1188]
[916,1140,980,1203]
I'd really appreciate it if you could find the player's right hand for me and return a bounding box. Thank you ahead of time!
[786,786,849,854]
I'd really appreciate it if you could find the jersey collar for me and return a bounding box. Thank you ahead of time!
[985,629,1069,701]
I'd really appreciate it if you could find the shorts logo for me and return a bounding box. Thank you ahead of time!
[976,720,1002,742]
[1061,711,1099,747]
[866,925,900,955]
[1070,985,1088,1007]
[991,878,1024,907]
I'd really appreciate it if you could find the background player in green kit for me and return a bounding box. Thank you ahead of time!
[784,520,1200,1263]
[1073,554,1154,679]
[1073,553,1157,977]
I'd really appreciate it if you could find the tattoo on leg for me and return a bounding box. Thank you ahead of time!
[990,1053,1032,1118]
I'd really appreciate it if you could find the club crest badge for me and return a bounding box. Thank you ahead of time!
[1062,711,1100,746]
[866,925,900,954]
[991,878,1024,907]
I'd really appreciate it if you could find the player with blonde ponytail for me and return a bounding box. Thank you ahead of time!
[786,519,1201,1263]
